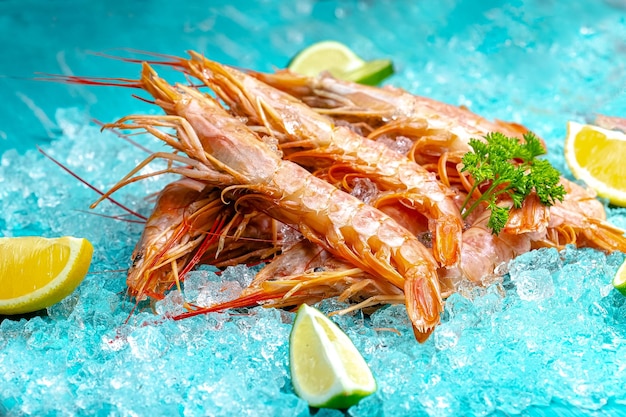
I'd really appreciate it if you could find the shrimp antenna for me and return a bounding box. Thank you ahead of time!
[38,146,147,221]
[74,209,145,224]
[92,119,155,154]
[88,48,186,68]
[33,73,143,89]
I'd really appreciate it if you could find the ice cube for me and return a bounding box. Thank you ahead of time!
[511,268,555,302]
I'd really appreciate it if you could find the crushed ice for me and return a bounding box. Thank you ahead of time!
[3,1,626,416]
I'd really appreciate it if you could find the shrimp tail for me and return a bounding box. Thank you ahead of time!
[402,257,444,336]
[572,218,626,252]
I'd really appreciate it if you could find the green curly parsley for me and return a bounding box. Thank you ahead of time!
[460,131,566,235]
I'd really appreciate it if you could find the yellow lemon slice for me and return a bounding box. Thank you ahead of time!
[565,121,626,206]
[612,259,626,296]
[0,236,93,315]
[289,304,377,409]
[288,40,394,86]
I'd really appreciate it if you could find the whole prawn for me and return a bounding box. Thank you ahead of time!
[248,69,528,142]
[100,63,444,339]
[175,52,463,268]
[239,239,405,315]
[252,69,626,252]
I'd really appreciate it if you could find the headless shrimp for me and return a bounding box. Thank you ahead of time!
[179,53,462,268]
[104,63,443,338]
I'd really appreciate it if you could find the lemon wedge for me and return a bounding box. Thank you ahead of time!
[0,236,93,315]
[289,304,377,409]
[564,121,626,206]
[288,40,394,86]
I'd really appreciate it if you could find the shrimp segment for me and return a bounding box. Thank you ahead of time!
[179,53,462,268]
[539,178,626,252]
[105,63,444,336]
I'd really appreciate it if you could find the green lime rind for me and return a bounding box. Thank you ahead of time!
[310,388,376,410]
[612,261,626,296]
[340,59,395,86]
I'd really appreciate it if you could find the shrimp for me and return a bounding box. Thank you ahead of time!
[249,69,531,187]
[102,63,444,338]
[177,52,463,268]
[174,238,415,335]
[127,178,219,300]
[446,208,531,288]
[253,70,626,252]
[248,69,528,142]
[247,239,403,308]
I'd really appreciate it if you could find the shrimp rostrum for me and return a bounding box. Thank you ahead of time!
[102,63,444,340]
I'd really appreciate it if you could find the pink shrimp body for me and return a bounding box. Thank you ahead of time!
[248,69,528,142]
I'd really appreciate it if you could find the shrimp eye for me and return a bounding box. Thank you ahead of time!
[131,253,143,266]
[417,232,433,248]
[313,267,325,273]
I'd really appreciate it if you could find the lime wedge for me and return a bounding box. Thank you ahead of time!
[612,259,626,296]
[288,40,365,78]
[288,40,394,85]
[289,304,377,409]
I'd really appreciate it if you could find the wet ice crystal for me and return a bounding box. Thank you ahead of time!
[3,1,626,416]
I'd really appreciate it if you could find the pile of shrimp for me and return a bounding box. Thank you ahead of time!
[52,51,626,342]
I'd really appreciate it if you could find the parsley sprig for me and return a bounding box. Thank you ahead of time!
[460,132,566,235]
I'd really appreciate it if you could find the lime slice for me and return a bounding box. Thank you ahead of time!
[0,236,93,314]
[289,304,376,409]
[612,259,626,296]
[288,40,394,85]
